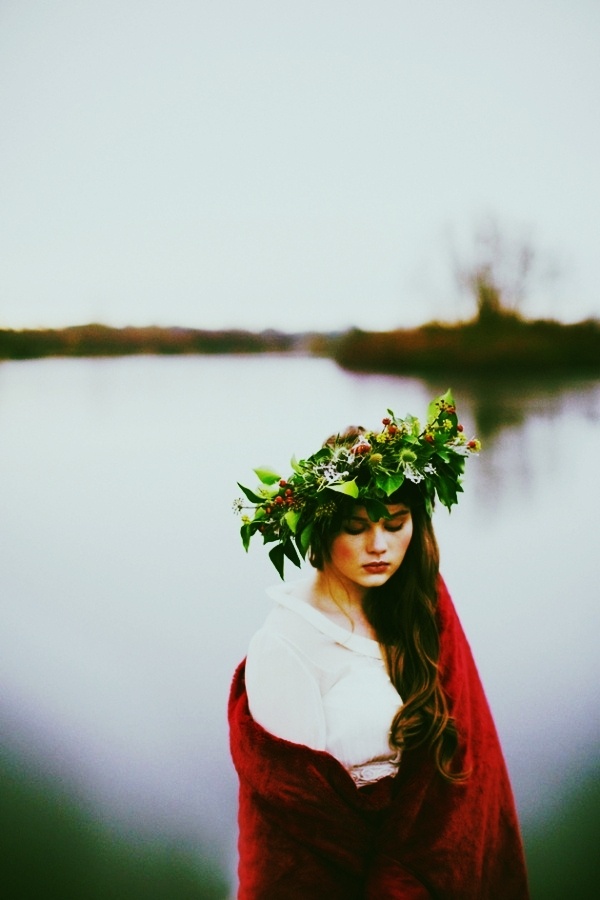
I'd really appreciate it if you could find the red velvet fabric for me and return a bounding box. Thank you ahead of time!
[228,578,529,898]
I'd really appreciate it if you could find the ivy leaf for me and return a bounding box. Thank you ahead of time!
[327,478,359,498]
[375,471,405,496]
[254,467,281,485]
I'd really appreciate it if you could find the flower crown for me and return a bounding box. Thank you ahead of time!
[234,389,480,578]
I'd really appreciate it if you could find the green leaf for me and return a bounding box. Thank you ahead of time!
[327,478,359,498]
[262,482,281,498]
[375,471,405,496]
[237,482,264,504]
[364,498,391,522]
[268,543,286,579]
[283,538,301,568]
[427,397,440,424]
[254,467,281,485]
[297,521,313,556]
[437,476,460,509]
[283,509,301,533]
[290,455,302,474]
[441,387,454,406]
[240,523,252,552]
[427,389,454,425]
[309,447,332,464]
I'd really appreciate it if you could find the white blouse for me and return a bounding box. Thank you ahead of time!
[245,581,402,786]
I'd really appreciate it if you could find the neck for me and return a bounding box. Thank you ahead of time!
[309,569,375,638]
[313,567,366,610]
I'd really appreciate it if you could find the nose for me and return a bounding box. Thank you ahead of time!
[367,524,387,555]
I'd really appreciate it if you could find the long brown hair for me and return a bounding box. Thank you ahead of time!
[310,484,466,783]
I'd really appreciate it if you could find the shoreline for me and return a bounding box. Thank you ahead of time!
[1,316,599,374]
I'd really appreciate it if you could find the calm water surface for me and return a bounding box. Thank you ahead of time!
[1,356,599,890]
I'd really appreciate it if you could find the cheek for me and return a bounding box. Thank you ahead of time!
[330,536,359,567]
[395,526,413,557]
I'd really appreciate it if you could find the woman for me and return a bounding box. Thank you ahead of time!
[230,391,529,899]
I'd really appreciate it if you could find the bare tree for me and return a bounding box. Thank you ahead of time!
[451,217,536,324]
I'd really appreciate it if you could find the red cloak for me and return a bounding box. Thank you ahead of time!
[228,578,529,899]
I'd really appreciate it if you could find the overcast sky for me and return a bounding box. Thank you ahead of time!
[1,0,599,332]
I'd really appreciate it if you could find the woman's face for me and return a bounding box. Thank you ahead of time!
[325,503,413,591]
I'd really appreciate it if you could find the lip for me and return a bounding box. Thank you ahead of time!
[363,562,390,573]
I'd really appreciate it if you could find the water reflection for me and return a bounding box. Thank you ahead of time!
[421,371,600,437]
[0,356,598,898]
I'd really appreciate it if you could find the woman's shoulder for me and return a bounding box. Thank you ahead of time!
[251,591,332,654]
[249,579,384,673]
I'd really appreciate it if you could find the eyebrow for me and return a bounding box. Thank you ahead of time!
[349,508,410,523]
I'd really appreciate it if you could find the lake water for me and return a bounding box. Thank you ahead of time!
[1,355,599,894]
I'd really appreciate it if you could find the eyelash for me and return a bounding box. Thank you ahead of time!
[344,524,404,535]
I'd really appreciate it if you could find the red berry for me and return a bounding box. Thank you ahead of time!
[388,424,398,435]
[467,440,477,449]
[382,417,391,426]
[457,423,464,432]
[279,479,287,487]
[275,496,284,504]
[285,488,293,496]
[265,506,272,514]
[425,434,434,444]
[286,498,294,505]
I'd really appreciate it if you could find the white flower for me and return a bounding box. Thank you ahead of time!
[449,444,470,457]
[315,461,350,488]
[404,464,425,484]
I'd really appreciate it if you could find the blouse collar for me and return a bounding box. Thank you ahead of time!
[266,581,383,660]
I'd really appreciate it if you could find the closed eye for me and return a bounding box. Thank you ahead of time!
[343,519,408,535]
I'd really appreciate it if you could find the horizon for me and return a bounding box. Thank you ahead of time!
[2,304,599,335]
